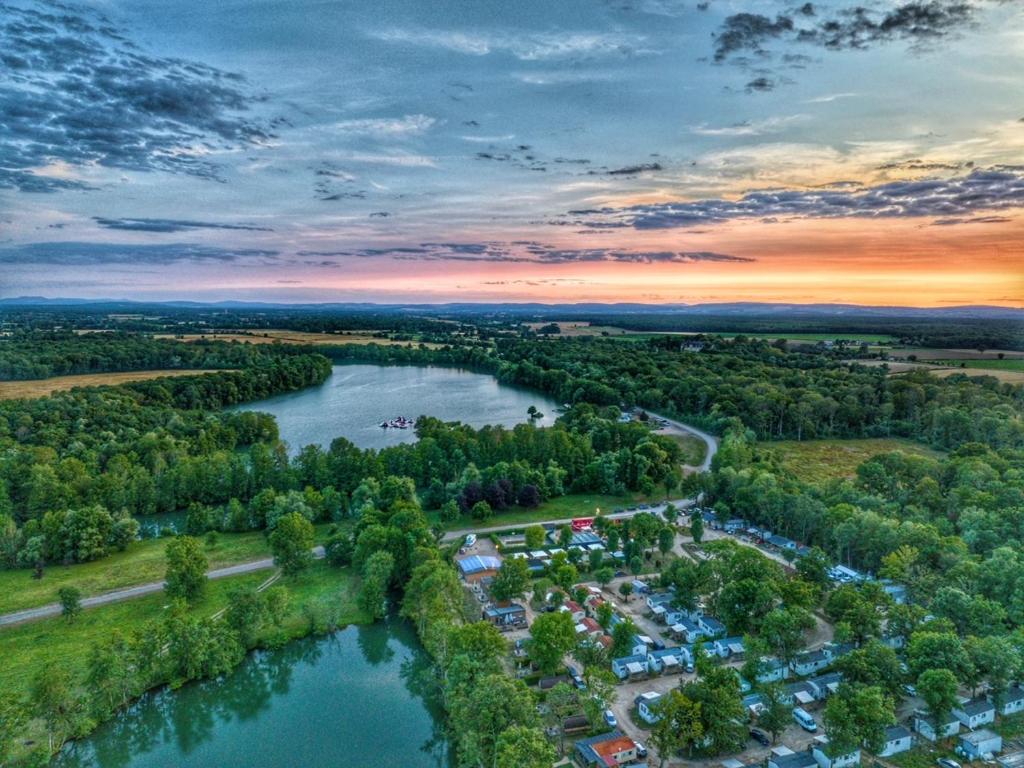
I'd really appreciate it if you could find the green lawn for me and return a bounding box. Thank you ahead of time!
[612,331,897,344]
[936,358,1024,371]
[668,433,708,466]
[766,438,944,484]
[0,524,344,615]
[429,491,666,531]
[1,561,367,761]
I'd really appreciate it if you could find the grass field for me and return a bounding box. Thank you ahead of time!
[767,438,944,483]
[0,369,219,400]
[0,531,276,615]
[668,433,709,466]
[154,329,443,348]
[429,491,665,531]
[889,346,1024,360]
[925,366,1024,384]
[0,561,366,753]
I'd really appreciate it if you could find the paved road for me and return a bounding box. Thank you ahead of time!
[0,546,324,628]
[440,498,695,543]
[647,410,719,473]
[440,415,718,544]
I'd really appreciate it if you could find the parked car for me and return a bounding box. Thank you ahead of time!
[903,684,917,696]
[750,729,771,746]
[793,707,817,732]
[603,710,618,728]
[635,742,648,758]
[937,759,962,768]
[652,640,665,651]
[464,534,476,547]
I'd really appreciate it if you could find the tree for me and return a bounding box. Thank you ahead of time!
[544,682,578,755]
[618,581,634,602]
[449,672,538,768]
[596,601,614,630]
[491,557,531,603]
[269,511,315,575]
[795,546,831,588]
[58,586,82,623]
[917,668,960,726]
[760,607,813,662]
[610,617,638,659]
[30,665,80,753]
[758,683,792,744]
[471,500,493,521]
[690,512,704,544]
[164,535,208,602]
[966,635,1019,701]
[824,685,894,755]
[558,525,573,549]
[595,566,615,590]
[524,525,546,549]
[324,530,354,566]
[358,550,395,619]
[650,690,704,766]
[833,640,904,698]
[908,631,972,681]
[529,611,577,674]
[495,725,557,768]
[658,527,675,556]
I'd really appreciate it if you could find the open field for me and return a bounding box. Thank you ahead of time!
[525,321,633,337]
[767,438,944,483]
[429,491,664,531]
[925,366,1024,384]
[154,329,443,348]
[0,561,366,702]
[667,432,709,466]
[0,531,274,615]
[0,369,218,400]
[888,346,1024,360]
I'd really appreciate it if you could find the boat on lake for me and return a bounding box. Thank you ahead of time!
[379,416,414,429]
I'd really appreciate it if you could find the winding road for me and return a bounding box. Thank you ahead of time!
[0,412,718,628]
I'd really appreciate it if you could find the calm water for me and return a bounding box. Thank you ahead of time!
[233,364,560,452]
[54,619,450,768]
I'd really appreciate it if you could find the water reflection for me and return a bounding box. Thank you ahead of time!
[55,618,450,768]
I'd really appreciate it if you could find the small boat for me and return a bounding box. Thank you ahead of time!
[380,416,413,429]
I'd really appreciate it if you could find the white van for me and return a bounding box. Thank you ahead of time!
[464,534,477,548]
[793,707,817,732]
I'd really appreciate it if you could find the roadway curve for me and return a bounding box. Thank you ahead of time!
[647,410,719,473]
[0,546,324,628]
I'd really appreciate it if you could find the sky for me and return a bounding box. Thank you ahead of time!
[1,0,1022,306]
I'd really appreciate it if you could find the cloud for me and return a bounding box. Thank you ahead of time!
[0,1,272,192]
[714,2,976,63]
[297,242,754,264]
[328,114,436,137]
[930,214,1013,225]
[0,242,279,265]
[560,167,1024,229]
[690,115,808,136]
[606,162,663,176]
[714,14,796,61]
[370,28,649,60]
[92,217,273,232]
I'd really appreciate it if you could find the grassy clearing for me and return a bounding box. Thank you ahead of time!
[925,367,1024,384]
[889,346,1024,361]
[0,532,275,615]
[430,491,665,531]
[154,329,443,348]
[0,562,366,740]
[668,433,708,466]
[0,571,266,701]
[0,370,219,400]
[767,438,944,483]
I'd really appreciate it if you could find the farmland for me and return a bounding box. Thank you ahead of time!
[0,369,218,400]
[153,329,444,348]
[767,438,944,483]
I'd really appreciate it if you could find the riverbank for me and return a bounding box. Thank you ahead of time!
[4,561,369,765]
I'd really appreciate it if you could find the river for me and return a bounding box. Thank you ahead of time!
[54,618,451,768]
[233,363,561,452]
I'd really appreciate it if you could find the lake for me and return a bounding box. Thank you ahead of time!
[54,619,451,768]
[233,363,560,452]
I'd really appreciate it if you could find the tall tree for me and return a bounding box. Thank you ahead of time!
[164,535,208,603]
[269,511,315,575]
